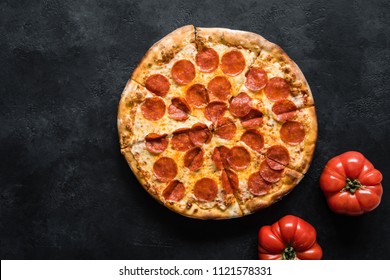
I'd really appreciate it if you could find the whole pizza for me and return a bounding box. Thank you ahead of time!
[118,25,317,219]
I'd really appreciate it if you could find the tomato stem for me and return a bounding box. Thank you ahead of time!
[343,178,363,194]
[282,246,296,260]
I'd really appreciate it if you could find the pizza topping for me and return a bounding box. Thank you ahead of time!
[212,146,231,170]
[184,147,204,171]
[266,145,290,170]
[171,59,196,85]
[171,128,195,151]
[145,74,170,97]
[240,109,263,129]
[214,117,237,140]
[280,121,305,145]
[240,129,264,152]
[265,77,290,101]
[193,178,218,202]
[227,146,251,171]
[272,100,298,122]
[153,157,178,182]
[185,84,209,107]
[221,50,245,76]
[195,47,219,73]
[259,160,283,183]
[189,123,212,146]
[245,67,268,91]
[168,97,191,121]
[248,172,272,196]
[141,97,166,121]
[229,92,253,118]
[207,76,232,101]
[145,133,169,154]
[221,169,238,194]
[205,101,228,123]
[163,180,185,202]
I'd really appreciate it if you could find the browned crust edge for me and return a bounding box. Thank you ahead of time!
[164,198,243,220]
[117,79,148,149]
[196,27,265,56]
[298,106,318,174]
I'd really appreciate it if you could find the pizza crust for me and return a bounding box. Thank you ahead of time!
[117,79,147,148]
[196,27,264,55]
[165,200,243,220]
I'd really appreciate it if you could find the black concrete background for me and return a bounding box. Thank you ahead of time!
[1,0,390,260]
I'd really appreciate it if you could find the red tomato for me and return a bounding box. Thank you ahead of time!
[258,215,323,260]
[320,151,383,215]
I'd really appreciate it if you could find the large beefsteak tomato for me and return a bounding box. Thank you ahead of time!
[258,215,322,260]
[320,151,383,215]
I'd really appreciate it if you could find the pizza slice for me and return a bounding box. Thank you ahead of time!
[209,137,303,215]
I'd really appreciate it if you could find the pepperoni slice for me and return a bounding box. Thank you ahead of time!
[195,48,219,73]
[163,180,185,202]
[145,74,170,97]
[168,97,191,121]
[171,128,195,151]
[221,50,245,76]
[171,60,195,85]
[212,146,230,170]
[229,92,253,118]
[272,100,298,122]
[265,77,290,101]
[193,178,218,202]
[280,121,305,145]
[153,157,178,182]
[240,109,263,129]
[221,169,238,194]
[266,145,290,170]
[185,84,209,107]
[248,172,272,196]
[184,147,204,171]
[204,101,227,123]
[214,117,237,140]
[245,67,268,92]
[145,133,169,154]
[259,160,283,183]
[207,76,232,101]
[227,146,251,171]
[240,129,264,152]
[189,123,212,146]
[141,97,166,121]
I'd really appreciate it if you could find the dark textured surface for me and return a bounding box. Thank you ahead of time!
[1,0,390,260]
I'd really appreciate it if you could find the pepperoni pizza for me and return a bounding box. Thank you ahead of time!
[118,25,317,219]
